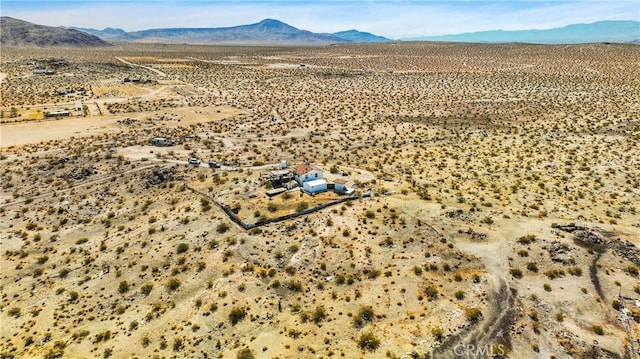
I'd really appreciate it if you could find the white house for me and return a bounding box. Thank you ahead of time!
[294,162,323,185]
[303,178,327,194]
[295,162,327,194]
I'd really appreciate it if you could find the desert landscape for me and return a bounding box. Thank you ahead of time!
[1,42,639,359]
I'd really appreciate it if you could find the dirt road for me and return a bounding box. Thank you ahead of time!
[116,57,167,77]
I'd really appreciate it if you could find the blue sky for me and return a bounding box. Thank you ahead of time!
[1,1,638,38]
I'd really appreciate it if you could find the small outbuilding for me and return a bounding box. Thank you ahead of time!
[151,137,174,146]
[303,178,328,194]
[45,110,70,118]
[334,178,348,193]
[266,188,287,197]
[284,180,298,190]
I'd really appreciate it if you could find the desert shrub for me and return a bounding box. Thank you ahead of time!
[287,280,303,292]
[59,268,70,278]
[216,223,230,233]
[612,300,623,311]
[94,330,111,343]
[526,262,538,272]
[166,278,181,292]
[7,307,21,317]
[118,280,130,294]
[480,216,494,225]
[544,269,565,279]
[72,330,90,340]
[424,285,438,300]
[356,332,380,352]
[236,348,255,359]
[200,198,211,212]
[517,235,536,245]
[173,338,184,351]
[624,266,639,277]
[312,305,327,324]
[296,202,309,212]
[510,268,523,279]
[140,283,153,296]
[567,267,582,276]
[432,327,444,341]
[176,243,189,254]
[229,306,247,325]
[353,306,375,328]
[592,325,604,335]
[465,308,482,322]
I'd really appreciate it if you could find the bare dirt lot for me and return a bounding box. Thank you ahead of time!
[1,42,639,359]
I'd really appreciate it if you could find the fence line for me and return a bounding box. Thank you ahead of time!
[185,185,363,230]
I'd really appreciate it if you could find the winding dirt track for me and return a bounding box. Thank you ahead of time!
[432,274,516,358]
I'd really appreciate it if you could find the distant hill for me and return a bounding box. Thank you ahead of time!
[332,30,391,43]
[0,17,110,47]
[68,26,127,41]
[72,19,391,44]
[404,21,640,44]
[110,19,345,44]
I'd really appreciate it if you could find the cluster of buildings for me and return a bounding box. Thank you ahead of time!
[265,160,353,196]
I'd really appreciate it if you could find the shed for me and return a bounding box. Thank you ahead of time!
[45,110,70,117]
[284,180,298,190]
[303,178,327,194]
[266,188,287,197]
[334,178,348,193]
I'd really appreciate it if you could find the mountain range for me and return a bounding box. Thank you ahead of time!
[1,16,637,47]
[404,20,640,44]
[72,19,392,44]
[0,17,110,47]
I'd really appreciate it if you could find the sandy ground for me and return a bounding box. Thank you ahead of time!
[0,43,638,359]
[1,105,242,148]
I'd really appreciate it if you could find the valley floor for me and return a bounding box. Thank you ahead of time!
[1,42,639,359]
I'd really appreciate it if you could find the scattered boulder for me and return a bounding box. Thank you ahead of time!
[145,167,176,185]
[544,241,573,263]
[62,166,96,181]
[573,229,604,247]
[555,224,605,250]
[464,228,486,240]
[446,209,472,221]
[608,238,640,266]
[118,118,137,125]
